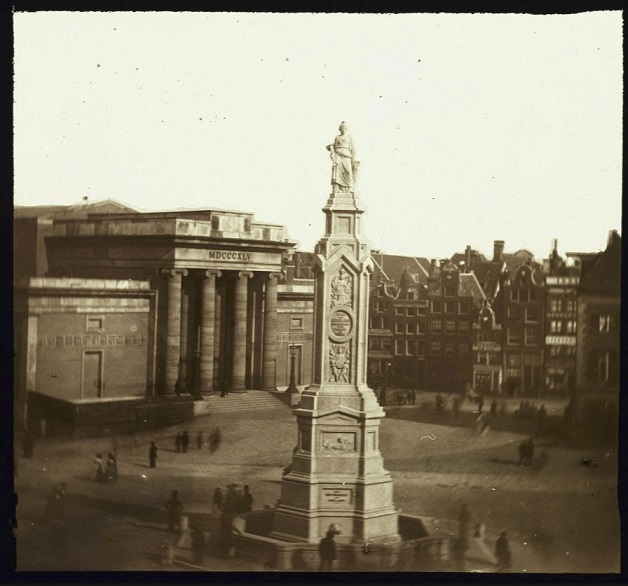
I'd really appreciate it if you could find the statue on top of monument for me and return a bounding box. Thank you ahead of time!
[327,122,359,192]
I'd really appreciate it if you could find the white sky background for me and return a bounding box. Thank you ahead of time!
[14,11,623,260]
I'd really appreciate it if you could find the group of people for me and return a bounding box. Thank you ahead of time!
[93,452,118,483]
[394,389,418,405]
[213,483,254,517]
[175,428,222,454]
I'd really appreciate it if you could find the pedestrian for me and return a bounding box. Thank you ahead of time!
[45,481,66,522]
[435,393,444,415]
[196,431,204,450]
[538,404,547,430]
[223,484,241,516]
[318,530,337,571]
[191,520,206,564]
[452,396,461,419]
[494,530,512,571]
[149,441,158,468]
[93,453,105,482]
[181,431,190,453]
[212,487,224,517]
[411,388,417,405]
[241,485,253,513]
[22,429,35,459]
[105,452,118,483]
[490,399,498,417]
[526,437,535,466]
[518,440,527,466]
[458,504,471,551]
[209,427,222,454]
[175,432,182,453]
[477,394,484,414]
[174,378,182,397]
[165,490,183,533]
[406,389,412,405]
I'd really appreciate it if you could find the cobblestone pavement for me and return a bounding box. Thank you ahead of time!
[13,392,620,573]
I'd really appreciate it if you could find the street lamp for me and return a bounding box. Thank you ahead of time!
[286,344,299,394]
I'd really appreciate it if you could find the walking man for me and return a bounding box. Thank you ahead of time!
[241,485,253,513]
[181,431,190,453]
[175,432,182,453]
[318,529,337,571]
[495,530,512,571]
[165,490,183,533]
[149,441,158,468]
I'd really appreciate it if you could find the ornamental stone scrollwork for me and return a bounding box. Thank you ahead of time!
[329,343,350,383]
[330,266,352,308]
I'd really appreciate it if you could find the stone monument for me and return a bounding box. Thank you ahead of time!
[271,122,400,545]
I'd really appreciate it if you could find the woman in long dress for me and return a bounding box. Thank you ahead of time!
[327,122,357,191]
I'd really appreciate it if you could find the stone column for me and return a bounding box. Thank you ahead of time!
[261,272,281,390]
[163,268,188,394]
[200,270,221,394]
[179,282,189,390]
[231,271,253,392]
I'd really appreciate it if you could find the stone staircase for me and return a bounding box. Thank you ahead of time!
[194,390,290,415]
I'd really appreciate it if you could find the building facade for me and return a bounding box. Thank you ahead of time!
[471,301,503,394]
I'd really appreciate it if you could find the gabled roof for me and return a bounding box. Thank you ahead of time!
[469,261,503,299]
[579,231,621,294]
[371,253,430,288]
[459,273,486,307]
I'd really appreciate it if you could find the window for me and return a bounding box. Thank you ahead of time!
[528,289,537,302]
[550,320,563,334]
[382,338,391,352]
[406,340,416,356]
[395,307,404,316]
[507,328,522,345]
[510,289,520,302]
[550,298,563,313]
[369,338,380,351]
[417,321,426,335]
[405,323,414,335]
[458,321,469,334]
[430,341,441,354]
[525,307,539,322]
[459,300,469,314]
[566,299,576,313]
[432,300,442,313]
[589,313,615,334]
[395,322,403,334]
[444,300,456,314]
[445,320,456,334]
[416,341,426,356]
[508,306,521,320]
[507,354,521,367]
[566,320,576,334]
[444,284,457,297]
[444,341,455,355]
[431,319,442,334]
[550,346,561,357]
[86,316,104,332]
[417,306,427,316]
[406,308,416,317]
[525,328,538,346]
[458,343,469,354]
[395,340,404,355]
[290,316,304,329]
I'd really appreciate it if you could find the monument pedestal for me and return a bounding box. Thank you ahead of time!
[271,128,400,545]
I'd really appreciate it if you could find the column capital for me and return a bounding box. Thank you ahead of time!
[236,271,254,280]
[203,269,222,279]
[162,268,189,278]
[267,271,284,282]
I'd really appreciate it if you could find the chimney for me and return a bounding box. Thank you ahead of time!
[492,240,504,263]
[82,196,89,206]
[550,238,560,274]
[429,259,437,277]
[465,245,472,273]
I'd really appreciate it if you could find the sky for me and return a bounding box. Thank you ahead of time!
[13,11,623,260]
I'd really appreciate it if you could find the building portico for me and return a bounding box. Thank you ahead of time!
[45,208,296,396]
